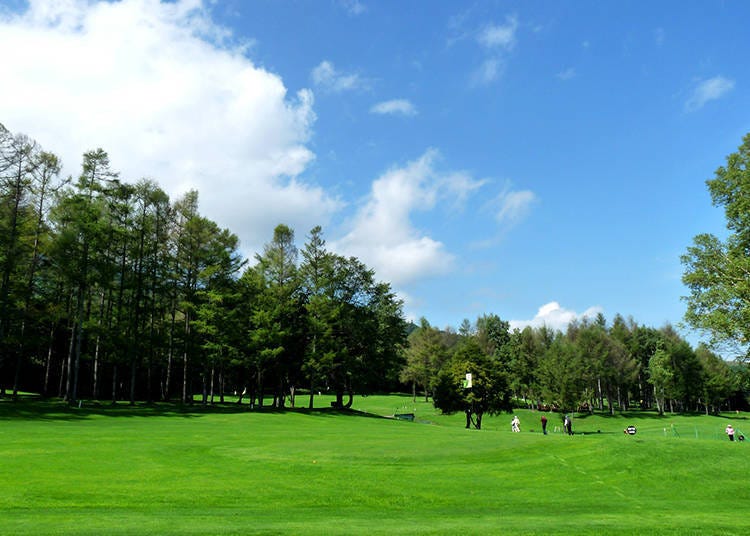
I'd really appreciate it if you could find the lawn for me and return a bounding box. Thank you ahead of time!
[1,394,748,535]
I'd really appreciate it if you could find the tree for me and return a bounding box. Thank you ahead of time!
[251,224,304,408]
[0,127,39,394]
[682,133,750,356]
[401,317,449,402]
[648,346,673,416]
[507,327,541,406]
[696,343,737,414]
[432,339,511,429]
[537,334,586,413]
[49,149,119,403]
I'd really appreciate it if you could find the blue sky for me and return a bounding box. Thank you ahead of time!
[1,0,748,340]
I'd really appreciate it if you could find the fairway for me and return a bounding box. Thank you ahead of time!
[2,396,749,535]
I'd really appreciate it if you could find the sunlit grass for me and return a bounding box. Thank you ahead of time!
[1,395,748,534]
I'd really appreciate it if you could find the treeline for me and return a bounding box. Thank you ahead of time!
[404,313,749,422]
[3,122,748,417]
[0,123,407,406]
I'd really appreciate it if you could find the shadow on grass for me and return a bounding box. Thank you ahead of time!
[573,410,749,422]
[0,394,391,422]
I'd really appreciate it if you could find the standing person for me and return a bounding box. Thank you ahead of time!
[540,415,548,435]
[564,414,573,435]
[511,415,521,432]
[726,424,735,441]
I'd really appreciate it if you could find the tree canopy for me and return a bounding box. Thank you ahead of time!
[682,133,750,356]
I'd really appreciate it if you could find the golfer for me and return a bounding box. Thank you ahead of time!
[726,424,735,441]
[511,415,520,433]
[564,415,573,435]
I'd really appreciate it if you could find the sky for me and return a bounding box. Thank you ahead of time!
[1,0,748,341]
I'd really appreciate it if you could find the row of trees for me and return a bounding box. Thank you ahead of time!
[0,123,407,407]
[403,132,750,428]
[3,123,748,423]
[404,313,747,428]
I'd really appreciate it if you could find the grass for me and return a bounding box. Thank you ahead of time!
[1,394,749,535]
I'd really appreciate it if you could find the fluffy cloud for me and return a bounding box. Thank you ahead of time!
[311,60,367,93]
[333,150,485,286]
[685,76,735,111]
[0,0,340,255]
[510,302,603,332]
[370,99,417,116]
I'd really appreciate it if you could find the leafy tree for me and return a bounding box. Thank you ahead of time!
[0,127,39,394]
[432,339,511,429]
[252,224,305,407]
[537,334,586,413]
[49,149,119,403]
[298,226,406,408]
[401,317,450,401]
[475,313,511,360]
[507,327,541,406]
[648,346,673,415]
[682,133,750,356]
[695,343,736,414]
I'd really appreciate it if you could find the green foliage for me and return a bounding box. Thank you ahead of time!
[682,132,750,354]
[537,335,586,412]
[1,122,744,418]
[432,338,511,429]
[400,317,450,401]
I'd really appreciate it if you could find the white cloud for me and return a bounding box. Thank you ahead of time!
[339,0,366,16]
[370,99,417,116]
[0,0,341,255]
[440,172,489,211]
[470,15,517,86]
[685,76,735,112]
[556,67,576,81]
[334,150,488,286]
[654,27,665,47]
[477,15,518,50]
[495,188,536,225]
[510,302,603,332]
[311,60,366,93]
[471,58,503,86]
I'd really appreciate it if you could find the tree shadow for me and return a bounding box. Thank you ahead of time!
[0,395,393,422]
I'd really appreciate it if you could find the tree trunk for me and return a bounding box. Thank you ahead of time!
[255,369,263,408]
[129,351,137,405]
[182,311,190,404]
[92,335,100,400]
[218,364,224,403]
[308,378,315,409]
[43,325,55,397]
[63,321,75,401]
[111,364,118,403]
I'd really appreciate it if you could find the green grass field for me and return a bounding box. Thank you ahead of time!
[1,394,748,535]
